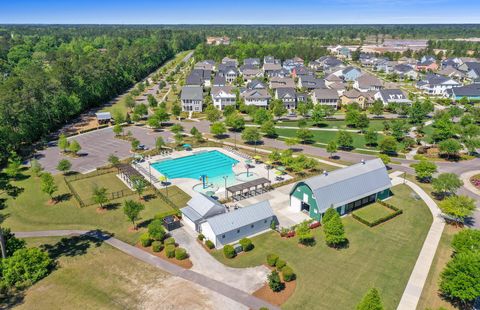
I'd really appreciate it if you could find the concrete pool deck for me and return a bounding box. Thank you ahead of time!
[135,147,292,198]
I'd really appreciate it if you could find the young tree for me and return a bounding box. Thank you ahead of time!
[311,105,326,126]
[58,134,69,152]
[439,139,462,159]
[57,159,72,175]
[171,102,182,120]
[253,109,271,125]
[225,112,245,132]
[155,136,165,151]
[209,121,226,138]
[205,105,222,122]
[439,195,476,222]
[356,113,370,132]
[242,127,261,144]
[356,288,384,310]
[147,94,158,107]
[296,128,314,144]
[326,141,338,158]
[364,129,378,146]
[170,123,184,134]
[379,136,398,154]
[124,94,136,109]
[432,173,464,197]
[345,108,361,128]
[92,186,108,209]
[336,130,354,150]
[131,138,140,151]
[261,121,277,138]
[31,159,43,177]
[284,137,299,149]
[322,208,347,248]
[132,176,148,200]
[378,154,391,166]
[451,229,480,255]
[439,251,480,305]
[123,200,145,230]
[68,140,81,154]
[370,100,384,117]
[113,123,123,136]
[4,152,22,179]
[148,219,167,241]
[108,154,120,167]
[41,172,58,203]
[411,160,437,182]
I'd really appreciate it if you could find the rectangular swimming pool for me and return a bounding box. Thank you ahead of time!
[151,150,239,181]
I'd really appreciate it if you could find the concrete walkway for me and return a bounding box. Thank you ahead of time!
[460,170,480,196]
[392,174,446,310]
[14,230,279,310]
[170,227,270,293]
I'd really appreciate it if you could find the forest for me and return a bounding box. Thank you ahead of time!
[0,26,202,162]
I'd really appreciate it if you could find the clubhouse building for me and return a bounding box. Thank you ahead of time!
[289,159,392,221]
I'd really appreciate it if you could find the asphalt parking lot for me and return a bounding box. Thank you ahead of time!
[36,126,172,174]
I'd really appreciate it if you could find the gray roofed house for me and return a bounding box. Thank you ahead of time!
[354,74,383,92]
[181,193,226,231]
[185,73,203,86]
[181,86,204,112]
[200,200,275,247]
[241,89,271,107]
[298,76,326,90]
[448,84,480,101]
[242,68,263,81]
[416,74,460,96]
[275,87,297,110]
[246,79,266,90]
[213,74,226,87]
[289,159,392,221]
[374,89,411,105]
[194,60,216,71]
[269,76,295,89]
[393,64,418,80]
[244,58,261,67]
[311,88,339,108]
[263,63,282,76]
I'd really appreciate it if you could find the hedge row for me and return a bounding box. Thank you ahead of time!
[352,201,403,227]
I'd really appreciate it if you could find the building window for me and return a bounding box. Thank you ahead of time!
[264,219,267,223]
[222,234,225,239]
[237,229,240,233]
[251,224,254,228]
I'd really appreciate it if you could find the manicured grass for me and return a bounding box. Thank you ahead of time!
[352,202,395,223]
[0,169,190,244]
[69,171,131,204]
[417,225,461,310]
[276,128,383,150]
[11,237,172,310]
[211,184,432,310]
[276,119,387,131]
[422,124,435,143]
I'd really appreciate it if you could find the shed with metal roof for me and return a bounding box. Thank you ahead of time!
[289,159,392,221]
[200,200,275,248]
[181,193,226,231]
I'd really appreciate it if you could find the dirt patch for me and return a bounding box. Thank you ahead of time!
[253,278,296,306]
[95,207,107,214]
[136,244,193,269]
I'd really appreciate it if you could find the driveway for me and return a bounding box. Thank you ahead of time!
[36,126,172,174]
[170,226,270,294]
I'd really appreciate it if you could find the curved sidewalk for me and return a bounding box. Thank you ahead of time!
[15,230,279,310]
[392,176,445,310]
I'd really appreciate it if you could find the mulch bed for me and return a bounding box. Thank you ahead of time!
[136,243,193,269]
[470,175,480,190]
[252,265,296,306]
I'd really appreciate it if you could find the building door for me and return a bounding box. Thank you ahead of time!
[301,202,310,213]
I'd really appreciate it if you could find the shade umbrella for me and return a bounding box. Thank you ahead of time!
[182,144,192,149]
[253,155,261,160]
[277,166,286,172]
[159,175,167,183]
[275,170,284,176]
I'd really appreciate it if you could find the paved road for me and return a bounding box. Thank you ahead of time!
[15,229,278,310]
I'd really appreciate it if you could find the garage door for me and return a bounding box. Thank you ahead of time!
[290,196,302,212]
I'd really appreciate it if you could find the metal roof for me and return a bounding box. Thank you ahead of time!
[186,192,224,218]
[291,159,392,213]
[95,112,111,120]
[226,177,271,193]
[181,86,203,100]
[205,200,274,236]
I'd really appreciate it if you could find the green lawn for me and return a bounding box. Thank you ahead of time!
[69,171,131,205]
[211,184,432,310]
[421,124,435,143]
[0,169,190,244]
[352,202,395,223]
[8,237,173,310]
[276,127,383,150]
[276,119,387,131]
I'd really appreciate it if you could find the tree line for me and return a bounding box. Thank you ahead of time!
[0,26,202,163]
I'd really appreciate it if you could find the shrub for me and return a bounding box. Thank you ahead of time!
[223,245,236,259]
[205,240,215,249]
[239,238,254,252]
[164,237,175,246]
[152,241,163,253]
[282,266,296,282]
[275,259,286,270]
[266,254,279,267]
[139,233,152,247]
[175,247,188,260]
[268,270,285,292]
[165,245,176,258]
[197,234,205,241]
[147,219,166,241]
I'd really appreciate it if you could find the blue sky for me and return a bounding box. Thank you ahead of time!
[1,0,479,24]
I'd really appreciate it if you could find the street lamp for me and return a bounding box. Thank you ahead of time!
[223,175,228,199]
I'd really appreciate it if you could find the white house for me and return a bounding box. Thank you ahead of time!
[311,89,339,108]
[354,74,383,92]
[211,86,236,110]
[181,193,226,231]
[180,86,204,112]
[374,89,411,106]
[200,200,275,248]
[416,74,461,96]
[241,89,271,108]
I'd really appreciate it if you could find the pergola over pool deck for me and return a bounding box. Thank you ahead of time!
[226,177,272,201]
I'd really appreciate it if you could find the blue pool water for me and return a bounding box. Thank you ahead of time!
[151,151,239,185]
